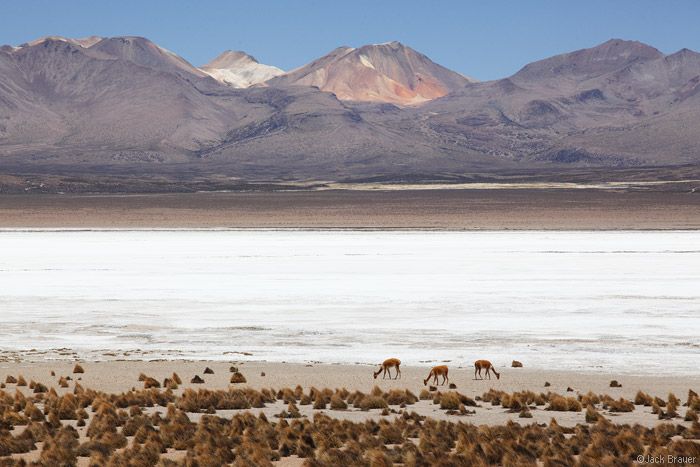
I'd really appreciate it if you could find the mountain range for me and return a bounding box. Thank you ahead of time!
[1,36,699,183]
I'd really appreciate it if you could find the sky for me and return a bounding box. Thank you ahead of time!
[2,0,699,81]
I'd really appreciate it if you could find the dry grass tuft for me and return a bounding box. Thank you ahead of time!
[143,377,160,389]
[439,393,460,410]
[585,406,602,423]
[546,396,582,412]
[230,372,247,384]
[330,395,347,410]
[602,397,634,413]
[634,391,653,406]
[73,365,85,374]
[360,396,388,411]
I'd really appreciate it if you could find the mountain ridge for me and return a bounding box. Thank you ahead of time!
[1,36,699,183]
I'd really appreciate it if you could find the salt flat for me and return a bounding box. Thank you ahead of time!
[1,230,698,375]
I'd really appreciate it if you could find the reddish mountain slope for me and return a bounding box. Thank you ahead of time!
[267,41,476,105]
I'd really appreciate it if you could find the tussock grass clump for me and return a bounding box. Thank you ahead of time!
[634,390,653,406]
[190,375,204,384]
[579,391,601,407]
[32,383,48,394]
[458,394,477,407]
[546,396,582,412]
[300,394,312,405]
[313,397,327,410]
[24,401,45,422]
[138,373,147,382]
[203,367,214,374]
[230,372,246,384]
[278,402,302,418]
[16,376,27,387]
[5,376,17,384]
[439,393,460,410]
[683,421,700,439]
[73,365,84,374]
[164,378,178,390]
[501,393,524,412]
[143,377,160,389]
[347,390,364,407]
[669,393,681,407]
[666,403,679,419]
[385,389,418,406]
[481,388,507,406]
[330,395,347,410]
[586,406,602,423]
[359,396,388,411]
[40,425,80,466]
[601,396,634,413]
[277,387,292,402]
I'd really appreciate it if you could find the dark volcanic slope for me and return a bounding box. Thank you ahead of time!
[0,37,699,182]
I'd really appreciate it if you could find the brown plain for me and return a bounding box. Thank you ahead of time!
[1,189,700,229]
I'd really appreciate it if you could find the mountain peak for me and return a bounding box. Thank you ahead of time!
[513,38,663,82]
[202,50,260,69]
[267,42,475,105]
[199,50,283,88]
[88,36,208,78]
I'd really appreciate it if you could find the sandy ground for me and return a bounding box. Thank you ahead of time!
[2,360,698,429]
[1,189,700,229]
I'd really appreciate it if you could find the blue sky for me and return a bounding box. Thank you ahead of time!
[2,0,699,81]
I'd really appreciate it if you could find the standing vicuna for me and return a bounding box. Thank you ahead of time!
[373,358,401,379]
[424,365,449,386]
[474,360,500,380]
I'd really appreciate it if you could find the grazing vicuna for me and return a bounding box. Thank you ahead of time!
[373,358,401,379]
[424,365,449,386]
[474,360,500,380]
